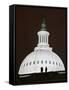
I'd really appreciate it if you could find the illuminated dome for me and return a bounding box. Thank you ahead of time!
[18,19,65,76]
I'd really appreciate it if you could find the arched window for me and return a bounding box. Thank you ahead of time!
[45,60,47,64]
[56,62,58,65]
[29,62,31,65]
[26,63,28,66]
[41,60,43,64]
[53,61,55,64]
[49,61,51,64]
[37,61,39,64]
[33,61,35,64]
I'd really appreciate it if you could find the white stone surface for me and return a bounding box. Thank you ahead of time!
[18,49,65,75]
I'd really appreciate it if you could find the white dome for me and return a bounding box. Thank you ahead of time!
[18,49,65,75]
[18,19,65,75]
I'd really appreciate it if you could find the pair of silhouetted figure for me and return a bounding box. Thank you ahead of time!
[41,67,47,73]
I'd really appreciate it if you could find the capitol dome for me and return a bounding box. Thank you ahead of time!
[18,19,65,76]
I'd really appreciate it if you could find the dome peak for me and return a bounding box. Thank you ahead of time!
[41,18,47,31]
[37,18,50,49]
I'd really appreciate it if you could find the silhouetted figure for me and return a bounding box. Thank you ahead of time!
[45,67,47,72]
[41,67,43,73]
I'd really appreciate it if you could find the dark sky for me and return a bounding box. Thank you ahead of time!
[15,5,67,72]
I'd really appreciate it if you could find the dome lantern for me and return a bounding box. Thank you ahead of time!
[35,18,51,50]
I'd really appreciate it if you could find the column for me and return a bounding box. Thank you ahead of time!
[47,35,48,44]
[38,35,40,43]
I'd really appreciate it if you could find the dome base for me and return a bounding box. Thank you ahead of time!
[18,71,66,84]
[34,46,52,51]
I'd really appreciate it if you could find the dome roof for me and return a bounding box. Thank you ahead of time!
[18,18,65,75]
[18,49,65,75]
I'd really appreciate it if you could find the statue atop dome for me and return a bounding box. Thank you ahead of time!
[41,17,47,31]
